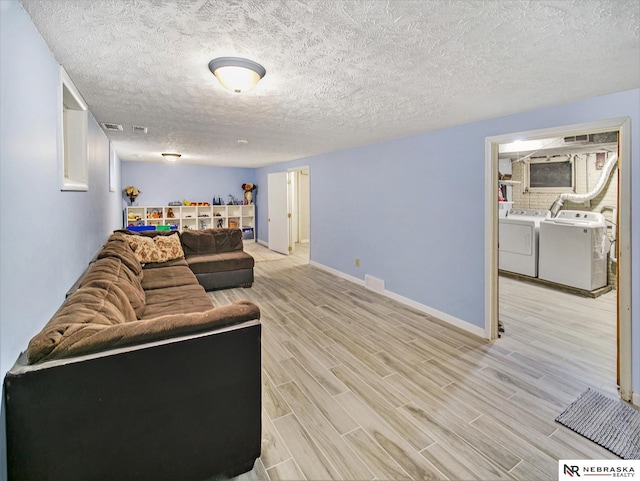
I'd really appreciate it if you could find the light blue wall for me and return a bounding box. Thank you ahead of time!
[1,2,123,478]
[121,161,255,212]
[256,88,640,393]
[2,3,639,477]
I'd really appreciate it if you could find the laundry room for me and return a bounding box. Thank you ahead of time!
[498,131,619,294]
[492,118,631,408]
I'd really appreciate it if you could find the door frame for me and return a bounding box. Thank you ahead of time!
[288,166,311,260]
[484,117,632,402]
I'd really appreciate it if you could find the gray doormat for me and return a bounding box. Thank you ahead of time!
[555,388,640,459]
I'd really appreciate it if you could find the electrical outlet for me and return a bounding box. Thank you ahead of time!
[355,257,360,267]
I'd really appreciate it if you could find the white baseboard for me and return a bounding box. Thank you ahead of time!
[309,261,485,338]
[632,391,640,408]
[309,261,365,287]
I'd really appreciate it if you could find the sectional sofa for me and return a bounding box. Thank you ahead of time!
[3,229,262,480]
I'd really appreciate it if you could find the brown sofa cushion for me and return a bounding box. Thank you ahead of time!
[79,257,146,319]
[180,230,217,256]
[142,284,214,319]
[212,228,244,252]
[187,251,255,274]
[27,283,138,364]
[141,265,199,291]
[142,258,189,269]
[180,228,244,257]
[97,233,143,277]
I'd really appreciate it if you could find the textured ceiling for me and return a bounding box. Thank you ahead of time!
[19,0,640,167]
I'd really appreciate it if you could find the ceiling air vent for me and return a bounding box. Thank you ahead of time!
[132,125,148,134]
[101,122,123,131]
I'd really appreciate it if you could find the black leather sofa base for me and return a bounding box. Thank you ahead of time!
[195,268,254,291]
[4,320,261,481]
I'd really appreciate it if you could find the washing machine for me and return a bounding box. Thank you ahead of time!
[499,209,549,277]
[538,210,608,291]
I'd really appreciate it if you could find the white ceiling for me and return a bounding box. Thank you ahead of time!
[19,0,640,168]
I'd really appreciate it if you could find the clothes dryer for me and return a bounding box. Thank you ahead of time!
[498,209,549,277]
[538,210,608,291]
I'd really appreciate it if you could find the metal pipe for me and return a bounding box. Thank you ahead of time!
[549,152,618,217]
[598,205,618,263]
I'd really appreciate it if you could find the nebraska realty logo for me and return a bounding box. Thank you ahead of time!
[559,460,639,479]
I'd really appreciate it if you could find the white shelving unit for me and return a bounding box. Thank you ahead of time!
[125,205,255,240]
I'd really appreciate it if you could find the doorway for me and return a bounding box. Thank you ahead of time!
[485,117,632,402]
[267,167,310,262]
[288,167,310,262]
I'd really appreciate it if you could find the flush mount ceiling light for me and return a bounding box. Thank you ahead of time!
[161,153,181,162]
[208,57,266,93]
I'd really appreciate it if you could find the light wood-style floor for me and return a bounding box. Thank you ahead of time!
[208,242,619,481]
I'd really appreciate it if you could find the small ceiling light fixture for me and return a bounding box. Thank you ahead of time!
[162,153,181,162]
[208,57,266,93]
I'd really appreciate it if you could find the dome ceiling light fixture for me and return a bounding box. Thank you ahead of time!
[161,153,181,162]
[208,57,266,93]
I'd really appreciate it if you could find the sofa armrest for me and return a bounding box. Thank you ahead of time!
[28,300,259,364]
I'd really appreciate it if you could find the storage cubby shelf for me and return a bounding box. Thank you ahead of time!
[125,205,255,240]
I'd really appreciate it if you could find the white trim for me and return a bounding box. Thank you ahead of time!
[288,165,311,264]
[382,289,486,338]
[617,118,633,402]
[484,139,499,340]
[484,117,632,402]
[309,260,364,286]
[310,261,485,338]
[58,65,89,192]
[632,391,640,408]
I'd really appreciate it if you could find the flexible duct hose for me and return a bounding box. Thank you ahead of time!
[549,152,618,217]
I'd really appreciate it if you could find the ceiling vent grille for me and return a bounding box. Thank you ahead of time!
[563,131,617,144]
[563,134,589,144]
[132,125,148,134]
[101,122,123,131]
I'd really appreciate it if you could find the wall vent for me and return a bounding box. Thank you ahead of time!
[563,134,588,143]
[563,131,617,144]
[101,122,123,131]
[132,125,148,134]
[365,274,385,294]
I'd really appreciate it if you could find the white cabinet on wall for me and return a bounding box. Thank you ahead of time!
[125,205,255,240]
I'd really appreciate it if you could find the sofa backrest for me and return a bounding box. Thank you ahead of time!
[98,233,143,278]
[180,229,243,256]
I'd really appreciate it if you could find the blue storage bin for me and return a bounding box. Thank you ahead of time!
[127,225,156,232]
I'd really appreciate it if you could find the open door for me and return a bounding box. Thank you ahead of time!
[268,172,290,255]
